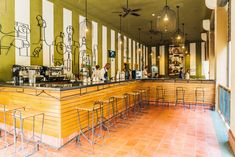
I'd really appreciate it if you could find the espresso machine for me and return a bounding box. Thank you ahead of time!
[12,65,22,84]
[47,66,66,82]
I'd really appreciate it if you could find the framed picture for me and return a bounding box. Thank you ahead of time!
[168,46,184,76]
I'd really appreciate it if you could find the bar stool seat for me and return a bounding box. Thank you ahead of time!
[126,92,139,96]
[113,95,127,99]
[0,104,25,112]
[13,110,44,119]
[76,104,101,112]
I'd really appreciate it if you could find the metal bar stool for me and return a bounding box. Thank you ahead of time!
[12,109,46,156]
[131,91,143,115]
[126,91,141,118]
[0,104,25,150]
[137,87,150,107]
[112,94,129,121]
[195,87,205,111]
[175,87,186,109]
[99,97,115,129]
[76,101,105,153]
[155,86,165,107]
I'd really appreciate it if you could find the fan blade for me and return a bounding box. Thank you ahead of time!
[131,8,141,12]
[131,12,140,16]
[122,7,129,12]
[112,11,123,13]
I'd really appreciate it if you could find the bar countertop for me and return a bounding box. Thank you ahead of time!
[0,78,215,91]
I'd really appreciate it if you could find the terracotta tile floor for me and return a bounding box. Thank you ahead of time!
[0,106,228,157]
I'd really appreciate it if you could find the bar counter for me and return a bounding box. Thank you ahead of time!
[0,79,215,148]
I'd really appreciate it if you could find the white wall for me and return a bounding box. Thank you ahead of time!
[92,21,98,66]
[79,15,86,70]
[151,47,157,66]
[111,29,115,78]
[102,25,107,67]
[146,47,148,66]
[118,33,121,71]
[133,41,136,70]
[43,0,54,67]
[128,38,132,69]
[15,0,30,66]
[201,42,206,75]
[123,36,127,63]
[63,8,72,75]
[136,42,139,70]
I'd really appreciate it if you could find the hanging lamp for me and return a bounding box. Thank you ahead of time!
[80,0,91,34]
[158,0,176,32]
[172,6,184,46]
[180,23,186,49]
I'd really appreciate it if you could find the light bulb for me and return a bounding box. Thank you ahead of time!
[176,35,181,40]
[182,45,185,49]
[163,14,169,22]
[119,41,122,44]
[85,27,89,32]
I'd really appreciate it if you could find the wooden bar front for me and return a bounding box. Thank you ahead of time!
[0,79,215,148]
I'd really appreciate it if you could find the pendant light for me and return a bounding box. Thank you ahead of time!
[80,0,91,34]
[180,23,186,49]
[85,0,89,32]
[158,0,176,32]
[172,6,184,46]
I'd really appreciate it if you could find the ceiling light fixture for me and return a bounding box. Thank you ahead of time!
[85,0,89,32]
[158,0,176,32]
[172,6,184,46]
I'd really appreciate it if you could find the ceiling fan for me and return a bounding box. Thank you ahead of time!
[112,0,141,17]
